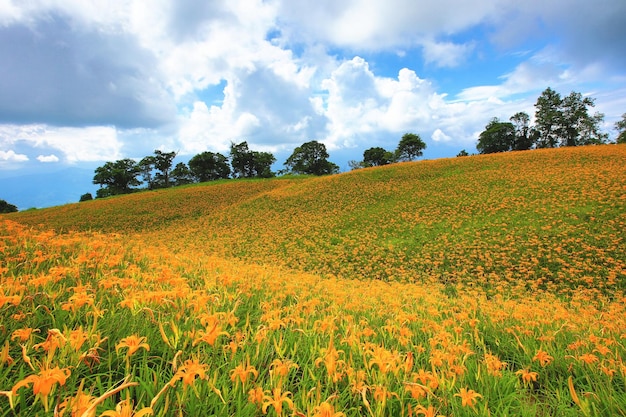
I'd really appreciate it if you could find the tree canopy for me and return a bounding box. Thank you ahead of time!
[616,113,626,144]
[363,147,395,167]
[284,141,339,175]
[230,141,276,178]
[476,118,516,154]
[396,133,426,161]
[188,151,230,182]
[0,199,18,213]
[93,159,141,198]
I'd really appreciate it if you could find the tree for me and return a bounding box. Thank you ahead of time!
[79,193,93,202]
[534,87,563,148]
[535,87,607,147]
[170,162,194,186]
[138,155,156,189]
[560,92,606,146]
[457,149,469,157]
[363,147,395,167]
[93,159,141,197]
[284,141,339,175]
[152,150,177,188]
[230,141,275,178]
[0,199,18,213]
[396,133,426,161]
[476,118,515,154]
[188,152,231,182]
[616,113,626,144]
[509,112,536,150]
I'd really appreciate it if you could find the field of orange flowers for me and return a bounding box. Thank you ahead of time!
[1,145,625,416]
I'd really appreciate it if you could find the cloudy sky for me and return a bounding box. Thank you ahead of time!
[1,0,626,205]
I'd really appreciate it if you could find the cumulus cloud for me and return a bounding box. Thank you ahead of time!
[37,154,60,163]
[0,150,29,162]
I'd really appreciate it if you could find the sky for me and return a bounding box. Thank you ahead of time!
[1,0,625,209]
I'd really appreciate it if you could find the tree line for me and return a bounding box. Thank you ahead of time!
[473,87,626,155]
[88,135,427,200]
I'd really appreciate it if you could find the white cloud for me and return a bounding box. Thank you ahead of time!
[37,154,60,163]
[432,129,451,142]
[0,150,28,162]
[422,39,475,68]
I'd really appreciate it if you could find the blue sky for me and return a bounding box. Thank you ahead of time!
[1,0,625,209]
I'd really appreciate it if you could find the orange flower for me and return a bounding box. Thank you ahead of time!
[262,387,294,416]
[172,359,208,386]
[230,362,259,386]
[533,349,553,367]
[116,335,150,357]
[455,387,482,408]
[100,398,153,417]
[312,401,345,417]
[516,369,538,385]
[248,386,264,407]
[11,327,38,342]
[12,365,71,411]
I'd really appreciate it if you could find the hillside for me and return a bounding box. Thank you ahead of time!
[2,144,626,416]
[10,144,626,295]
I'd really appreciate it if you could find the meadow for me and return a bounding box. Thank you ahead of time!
[1,145,625,416]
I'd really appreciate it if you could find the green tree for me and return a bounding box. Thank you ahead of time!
[396,133,426,161]
[170,162,194,186]
[534,87,607,147]
[476,118,515,154]
[560,92,607,146]
[138,155,156,189]
[284,141,339,175]
[457,149,469,157]
[152,150,177,188]
[615,113,626,144]
[230,141,275,178]
[79,193,93,202]
[188,152,231,182]
[534,87,563,148]
[363,147,395,167]
[93,159,141,197]
[509,112,536,150]
[0,199,18,213]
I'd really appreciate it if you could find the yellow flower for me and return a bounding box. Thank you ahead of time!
[455,387,482,408]
[248,386,264,407]
[115,335,150,357]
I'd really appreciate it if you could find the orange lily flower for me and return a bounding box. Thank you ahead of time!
[172,359,208,386]
[516,369,538,385]
[230,362,259,386]
[533,349,553,367]
[12,365,71,411]
[455,387,482,408]
[100,398,153,417]
[115,335,150,357]
[262,387,294,416]
[312,401,345,417]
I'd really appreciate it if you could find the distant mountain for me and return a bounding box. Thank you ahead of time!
[0,167,98,210]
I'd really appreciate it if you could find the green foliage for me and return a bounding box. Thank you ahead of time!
[170,162,194,186]
[363,147,395,166]
[93,158,142,196]
[79,193,93,202]
[188,151,231,182]
[230,141,276,178]
[477,118,516,154]
[396,133,426,161]
[0,199,18,213]
[284,140,339,175]
[457,149,469,157]
[534,88,607,148]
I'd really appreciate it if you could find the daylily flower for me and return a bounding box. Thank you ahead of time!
[262,387,294,416]
[12,365,71,411]
[100,398,153,417]
[312,401,345,417]
[455,387,482,408]
[115,335,150,357]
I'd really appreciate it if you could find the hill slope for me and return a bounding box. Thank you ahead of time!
[8,145,626,294]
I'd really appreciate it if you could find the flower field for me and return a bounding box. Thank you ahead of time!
[1,145,625,416]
